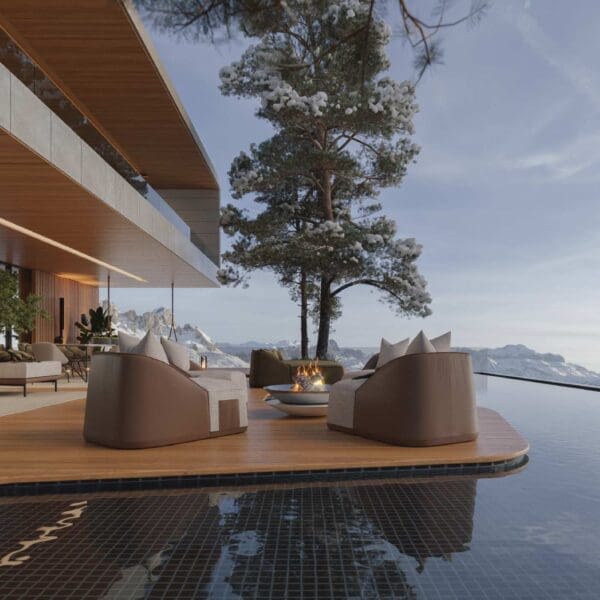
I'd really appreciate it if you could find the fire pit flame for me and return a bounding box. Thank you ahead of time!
[292,360,325,391]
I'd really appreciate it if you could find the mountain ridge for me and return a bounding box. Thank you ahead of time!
[111,306,600,386]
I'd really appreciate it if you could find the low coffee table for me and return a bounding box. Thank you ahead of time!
[264,383,330,417]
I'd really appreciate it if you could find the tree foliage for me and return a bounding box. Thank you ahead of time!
[216,1,432,357]
[135,0,489,82]
[0,270,48,344]
[133,0,487,357]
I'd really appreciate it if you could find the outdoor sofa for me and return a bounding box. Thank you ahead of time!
[84,342,248,449]
[328,351,478,446]
[249,348,344,387]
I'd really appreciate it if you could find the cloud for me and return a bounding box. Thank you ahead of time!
[510,5,600,113]
[503,131,600,181]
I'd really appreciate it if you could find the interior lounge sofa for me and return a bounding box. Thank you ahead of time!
[249,349,344,388]
[0,361,62,397]
[0,343,63,396]
[328,351,478,447]
[84,352,248,449]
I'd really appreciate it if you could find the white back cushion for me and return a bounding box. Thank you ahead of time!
[160,337,190,371]
[131,331,169,363]
[406,331,436,355]
[118,331,140,353]
[376,337,409,368]
[431,331,452,352]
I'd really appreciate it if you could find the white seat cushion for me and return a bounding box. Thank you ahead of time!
[190,369,248,399]
[328,377,367,430]
[0,361,62,379]
[190,376,248,431]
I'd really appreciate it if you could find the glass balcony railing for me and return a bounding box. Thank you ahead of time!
[146,187,190,238]
[0,28,189,238]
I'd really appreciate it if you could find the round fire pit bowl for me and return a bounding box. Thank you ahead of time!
[265,398,328,417]
[263,383,331,406]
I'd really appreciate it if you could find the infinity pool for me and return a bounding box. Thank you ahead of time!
[0,375,599,599]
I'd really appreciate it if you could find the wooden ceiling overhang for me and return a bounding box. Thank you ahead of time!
[0,130,218,288]
[0,0,218,191]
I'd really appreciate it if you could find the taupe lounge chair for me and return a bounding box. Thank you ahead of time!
[84,353,248,449]
[328,352,478,446]
[249,349,344,387]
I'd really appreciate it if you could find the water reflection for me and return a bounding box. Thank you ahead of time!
[192,479,477,598]
[0,501,88,568]
[0,479,477,598]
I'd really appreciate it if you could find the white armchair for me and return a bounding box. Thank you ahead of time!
[31,342,68,365]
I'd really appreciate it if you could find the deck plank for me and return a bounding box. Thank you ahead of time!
[0,388,528,485]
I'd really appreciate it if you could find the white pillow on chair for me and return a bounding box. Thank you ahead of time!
[376,337,409,368]
[430,331,451,352]
[131,331,169,363]
[161,337,190,371]
[406,331,436,355]
[118,331,140,353]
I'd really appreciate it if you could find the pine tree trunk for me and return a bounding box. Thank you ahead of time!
[315,124,334,359]
[318,123,334,220]
[316,276,332,359]
[299,270,309,359]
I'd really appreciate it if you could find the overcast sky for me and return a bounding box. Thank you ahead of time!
[106,0,600,370]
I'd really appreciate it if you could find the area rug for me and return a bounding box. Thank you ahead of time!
[0,383,87,417]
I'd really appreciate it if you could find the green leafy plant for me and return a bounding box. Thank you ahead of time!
[0,270,49,347]
[75,306,115,344]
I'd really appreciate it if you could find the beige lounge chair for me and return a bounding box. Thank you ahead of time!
[31,342,69,365]
[328,352,478,446]
[83,352,248,449]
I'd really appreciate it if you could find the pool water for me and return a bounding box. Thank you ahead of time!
[0,375,599,599]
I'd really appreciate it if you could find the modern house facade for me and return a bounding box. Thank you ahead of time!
[0,0,220,344]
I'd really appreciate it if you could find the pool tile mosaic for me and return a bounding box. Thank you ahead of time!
[1,470,599,599]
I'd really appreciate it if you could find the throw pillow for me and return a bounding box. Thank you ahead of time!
[376,337,409,368]
[405,331,436,355]
[431,331,451,352]
[8,349,36,362]
[363,353,379,370]
[0,349,12,362]
[131,331,169,363]
[118,331,140,353]
[161,337,190,371]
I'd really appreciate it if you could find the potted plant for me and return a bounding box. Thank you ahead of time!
[0,270,49,348]
[75,306,116,344]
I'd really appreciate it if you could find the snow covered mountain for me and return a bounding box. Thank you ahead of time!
[110,306,600,386]
[218,339,371,370]
[454,344,600,387]
[112,306,248,368]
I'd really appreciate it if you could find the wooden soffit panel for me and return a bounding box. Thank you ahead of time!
[0,130,217,288]
[0,0,218,191]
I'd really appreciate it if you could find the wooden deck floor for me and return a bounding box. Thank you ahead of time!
[0,388,528,485]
